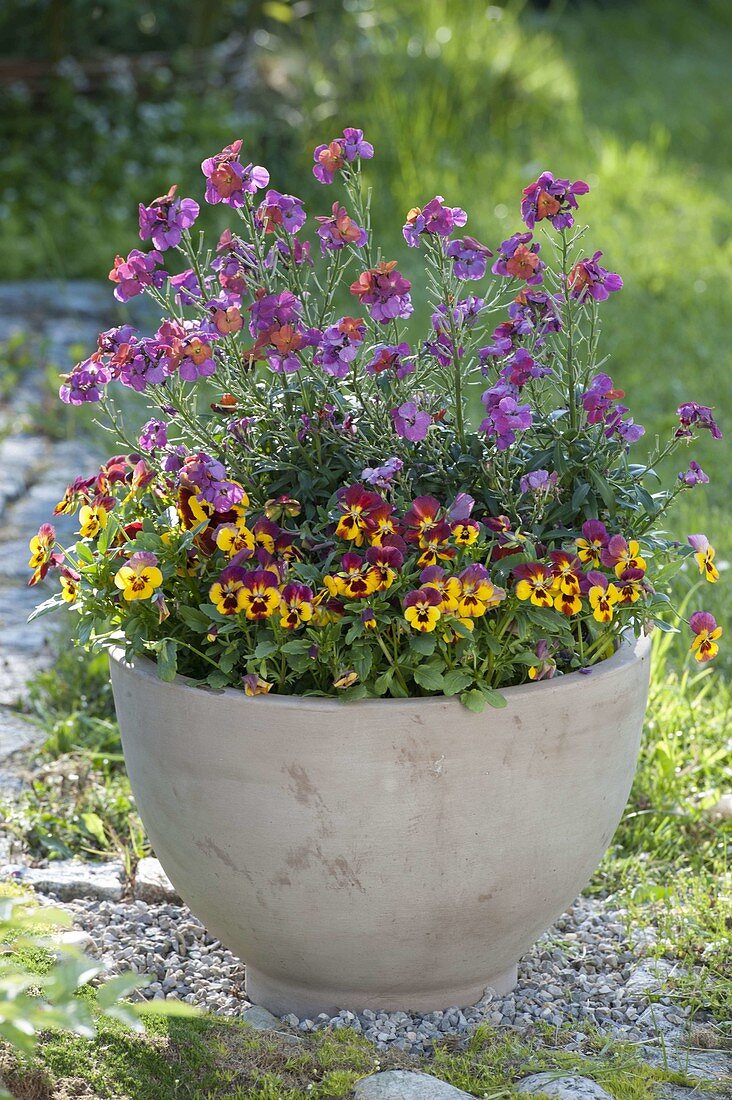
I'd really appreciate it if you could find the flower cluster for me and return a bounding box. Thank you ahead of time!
[36,131,722,704]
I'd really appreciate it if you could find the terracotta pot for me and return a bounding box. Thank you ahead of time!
[109,633,651,1016]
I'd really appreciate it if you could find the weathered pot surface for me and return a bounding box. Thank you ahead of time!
[109,633,651,1016]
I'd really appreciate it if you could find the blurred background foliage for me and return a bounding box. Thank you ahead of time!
[0,0,729,626]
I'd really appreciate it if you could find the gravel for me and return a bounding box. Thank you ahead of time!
[65,894,695,1056]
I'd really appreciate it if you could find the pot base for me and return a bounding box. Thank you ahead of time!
[245,963,519,1018]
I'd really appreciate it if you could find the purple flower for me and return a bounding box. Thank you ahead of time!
[108,249,167,302]
[425,329,461,369]
[365,342,414,379]
[492,233,545,285]
[679,461,709,487]
[59,357,111,405]
[675,402,722,440]
[350,262,413,323]
[315,202,368,253]
[138,418,169,451]
[179,452,245,510]
[582,373,643,444]
[118,338,171,392]
[480,383,532,449]
[201,139,269,207]
[249,291,303,336]
[519,469,558,495]
[391,401,431,443]
[403,196,468,247]
[501,348,551,387]
[342,128,374,161]
[569,251,622,301]
[97,325,138,356]
[138,184,199,251]
[169,268,204,306]
[178,334,217,382]
[362,456,404,489]
[314,317,366,379]
[266,237,313,270]
[446,236,493,280]
[521,172,590,231]
[256,189,306,234]
[508,289,562,335]
[212,229,257,296]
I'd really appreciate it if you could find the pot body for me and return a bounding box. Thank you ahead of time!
[109,634,651,1016]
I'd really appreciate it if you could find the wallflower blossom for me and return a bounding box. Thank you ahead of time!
[521,172,589,230]
[212,229,257,294]
[179,452,247,511]
[59,357,111,405]
[208,300,243,335]
[138,418,168,452]
[520,469,558,496]
[391,401,431,443]
[687,534,719,582]
[315,203,368,253]
[201,139,269,206]
[138,184,199,251]
[350,262,413,323]
[178,335,217,382]
[586,572,621,623]
[361,456,404,489]
[169,268,204,306]
[114,552,163,602]
[581,374,644,444]
[403,196,467,247]
[118,338,170,392]
[675,403,723,440]
[266,237,313,270]
[510,289,562,335]
[364,343,413,380]
[575,519,609,566]
[27,523,60,586]
[492,233,545,284]
[249,291,303,336]
[279,583,314,629]
[315,317,365,378]
[109,249,166,302]
[568,251,622,301]
[513,562,557,608]
[501,349,551,387]
[480,385,532,449]
[403,586,442,632]
[446,236,493,280]
[678,461,709,487]
[689,611,722,662]
[312,128,373,184]
[256,190,306,234]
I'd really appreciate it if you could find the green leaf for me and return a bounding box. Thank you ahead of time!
[479,686,508,709]
[156,639,178,683]
[253,639,278,659]
[442,669,474,696]
[409,632,436,656]
[177,606,213,632]
[412,663,445,692]
[460,689,486,713]
[571,481,591,511]
[80,812,107,848]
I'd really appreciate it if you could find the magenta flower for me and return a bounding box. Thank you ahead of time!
[109,249,167,302]
[501,348,551,387]
[581,373,644,444]
[569,251,622,301]
[350,262,413,323]
[446,236,493,280]
[312,128,373,184]
[178,334,217,382]
[679,461,709,487]
[118,338,170,392]
[249,291,303,336]
[179,452,246,510]
[519,469,558,495]
[138,418,169,451]
[391,401,431,442]
[361,456,404,489]
[492,233,545,285]
[480,384,532,449]
[315,202,368,253]
[675,402,722,440]
[266,237,313,270]
[365,342,413,379]
[509,290,562,335]
[341,128,374,161]
[403,196,468,247]
[256,190,306,234]
[521,172,589,231]
[59,357,111,405]
[169,268,205,306]
[138,184,199,251]
[314,317,366,379]
[201,139,269,207]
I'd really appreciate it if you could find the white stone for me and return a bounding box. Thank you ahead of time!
[708,792,732,821]
[625,960,673,997]
[643,1045,732,1082]
[241,1005,281,1030]
[54,929,99,955]
[0,707,40,760]
[354,1070,475,1100]
[1,859,124,901]
[517,1074,614,1100]
[133,857,181,904]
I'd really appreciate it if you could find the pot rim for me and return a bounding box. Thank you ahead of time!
[108,630,651,711]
